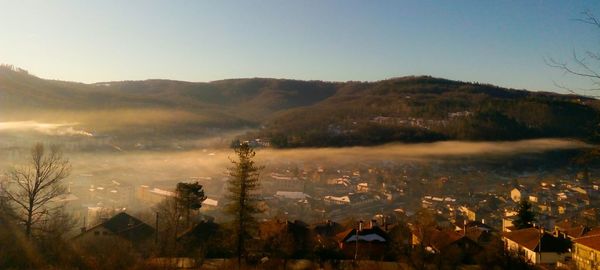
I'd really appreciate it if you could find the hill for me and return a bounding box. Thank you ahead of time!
[258,77,600,147]
[1,65,598,148]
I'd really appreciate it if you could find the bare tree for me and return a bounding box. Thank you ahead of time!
[153,197,182,255]
[547,10,600,97]
[2,143,70,238]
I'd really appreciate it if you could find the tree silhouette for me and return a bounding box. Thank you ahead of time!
[547,10,600,97]
[225,142,263,269]
[176,182,207,227]
[2,143,70,238]
[513,199,536,229]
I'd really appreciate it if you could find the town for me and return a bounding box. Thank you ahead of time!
[3,1,600,269]
[2,140,596,269]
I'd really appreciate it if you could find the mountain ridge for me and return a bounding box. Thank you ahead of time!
[1,65,598,147]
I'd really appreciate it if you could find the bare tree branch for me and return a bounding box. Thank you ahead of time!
[574,10,600,29]
[1,143,70,238]
[547,10,600,96]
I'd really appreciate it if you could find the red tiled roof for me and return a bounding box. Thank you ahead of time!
[503,228,570,253]
[414,228,469,252]
[581,227,600,237]
[504,228,542,250]
[574,235,600,251]
[563,225,587,238]
[429,229,464,251]
[554,220,577,231]
[336,228,354,242]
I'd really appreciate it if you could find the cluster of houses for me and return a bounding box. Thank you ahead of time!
[72,211,395,263]
[44,157,600,269]
[369,111,473,130]
[502,221,600,269]
[72,207,600,269]
[412,176,600,269]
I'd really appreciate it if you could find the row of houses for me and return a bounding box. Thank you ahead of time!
[73,211,393,262]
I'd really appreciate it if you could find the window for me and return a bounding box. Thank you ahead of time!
[94,231,99,236]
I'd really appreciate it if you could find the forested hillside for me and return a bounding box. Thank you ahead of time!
[1,65,598,147]
[259,77,600,147]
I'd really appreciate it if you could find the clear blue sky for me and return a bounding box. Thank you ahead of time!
[1,1,600,93]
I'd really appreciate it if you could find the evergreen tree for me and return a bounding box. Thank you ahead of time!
[175,182,207,227]
[513,199,536,229]
[225,142,263,268]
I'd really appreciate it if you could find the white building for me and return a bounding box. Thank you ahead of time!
[503,227,570,265]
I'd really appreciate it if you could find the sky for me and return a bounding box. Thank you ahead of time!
[1,1,600,93]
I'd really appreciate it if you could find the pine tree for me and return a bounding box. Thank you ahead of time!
[175,182,207,227]
[225,142,263,268]
[513,199,536,229]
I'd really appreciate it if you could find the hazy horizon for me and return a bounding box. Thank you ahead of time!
[2,1,600,94]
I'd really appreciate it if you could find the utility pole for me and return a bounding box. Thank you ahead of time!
[354,220,363,261]
[538,227,543,264]
[155,211,159,244]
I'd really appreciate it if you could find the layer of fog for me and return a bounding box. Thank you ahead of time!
[66,139,589,189]
[0,134,588,199]
[256,139,588,163]
[0,121,93,136]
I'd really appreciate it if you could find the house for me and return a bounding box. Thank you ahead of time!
[461,220,495,244]
[356,183,369,193]
[529,195,539,203]
[313,220,345,248]
[201,198,219,210]
[348,193,378,206]
[264,173,305,192]
[554,220,589,239]
[324,195,350,205]
[73,212,155,244]
[510,187,528,202]
[459,206,477,222]
[177,220,221,255]
[275,191,310,200]
[258,219,311,257]
[572,233,600,270]
[412,227,480,263]
[313,220,345,239]
[337,220,389,259]
[502,210,517,232]
[502,227,570,265]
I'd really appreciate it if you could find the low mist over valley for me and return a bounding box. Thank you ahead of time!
[2,65,600,149]
[1,65,597,217]
[3,1,600,268]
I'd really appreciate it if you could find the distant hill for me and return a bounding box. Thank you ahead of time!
[1,65,598,147]
[258,77,600,147]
